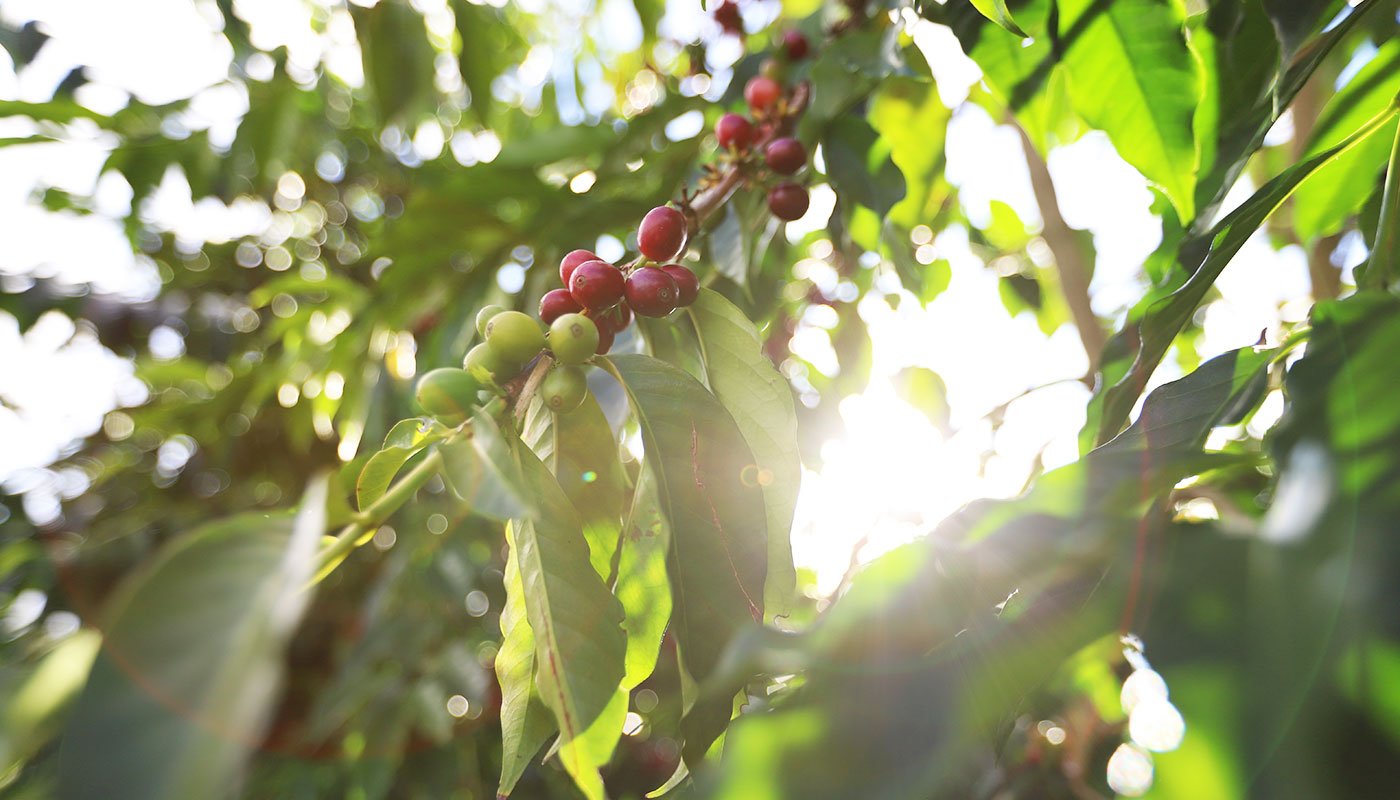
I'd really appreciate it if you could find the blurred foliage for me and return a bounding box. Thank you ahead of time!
[1,0,1399,798]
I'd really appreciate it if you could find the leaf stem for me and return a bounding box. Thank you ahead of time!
[313,448,444,582]
[1363,104,1400,290]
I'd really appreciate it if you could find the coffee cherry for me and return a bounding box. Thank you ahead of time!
[593,303,632,333]
[475,305,505,337]
[569,260,626,311]
[541,365,588,414]
[765,138,806,175]
[415,368,482,425]
[745,76,781,114]
[782,30,809,61]
[463,342,512,381]
[714,0,742,35]
[595,324,616,355]
[638,206,688,262]
[661,264,700,307]
[484,310,545,365]
[626,267,681,318]
[768,182,809,221]
[549,313,600,365]
[715,113,755,151]
[539,289,582,324]
[559,249,598,285]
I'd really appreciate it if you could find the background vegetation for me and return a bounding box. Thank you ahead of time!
[2,0,1399,798]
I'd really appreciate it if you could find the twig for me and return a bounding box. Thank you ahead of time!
[686,81,811,231]
[313,448,444,582]
[1012,122,1106,376]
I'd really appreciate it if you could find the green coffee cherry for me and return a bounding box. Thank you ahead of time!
[548,313,600,365]
[485,310,545,365]
[541,365,588,414]
[415,368,482,425]
[475,304,506,337]
[463,342,511,382]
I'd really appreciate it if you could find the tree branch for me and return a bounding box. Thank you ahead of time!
[1013,124,1106,374]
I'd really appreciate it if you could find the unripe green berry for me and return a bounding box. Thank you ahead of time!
[463,342,512,382]
[415,368,482,425]
[475,305,506,337]
[484,310,545,365]
[541,365,588,414]
[548,313,600,365]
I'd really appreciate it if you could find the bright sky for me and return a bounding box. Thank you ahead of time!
[0,0,1320,594]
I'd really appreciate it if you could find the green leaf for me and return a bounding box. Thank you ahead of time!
[352,1,439,126]
[5,629,101,766]
[58,477,328,800]
[440,430,532,522]
[1260,0,1343,59]
[968,0,1030,38]
[1096,100,1399,443]
[1293,41,1400,240]
[616,464,673,688]
[522,391,628,581]
[355,418,448,510]
[822,115,906,218]
[893,367,952,436]
[1058,0,1202,221]
[704,348,1272,798]
[688,290,801,619]
[869,72,952,231]
[944,0,1067,151]
[482,411,627,796]
[1271,292,1400,525]
[709,204,751,291]
[602,354,768,762]
[1193,0,1380,226]
[0,99,109,124]
[496,523,558,798]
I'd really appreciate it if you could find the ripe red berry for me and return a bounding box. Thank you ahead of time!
[638,206,688,262]
[768,183,809,221]
[539,288,582,324]
[559,249,598,285]
[714,1,742,35]
[593,302,632,333]
[744,76,781,114]
[782,30,809,60]
[595,324,616,355]
[626,267,681,317]
[765,138,806,175]
[569,260,626,311]
[611,303,633,331]
[661,264,700,307]
[715,113,755,151]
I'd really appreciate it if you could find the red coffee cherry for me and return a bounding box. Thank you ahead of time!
[625,267,681,317]
[638,206,688,262]
[782,30,809,60]
[569,260,626,311]
[744,76,781,114]
[595,324,616,355]
[715,113,755,151]
[764,137,806,175]
[661,264,699,307]
[714,0,742,35]
[539,288,582,324]
[593,302,632,333]
[559,249,598,285]
[768,183,809,221]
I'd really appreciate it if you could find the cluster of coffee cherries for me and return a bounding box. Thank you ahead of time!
[540,204,701,352]
[713,48,812,221]
[413,208,701,425]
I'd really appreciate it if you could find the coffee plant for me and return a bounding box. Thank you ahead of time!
[1,1,1399,798]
